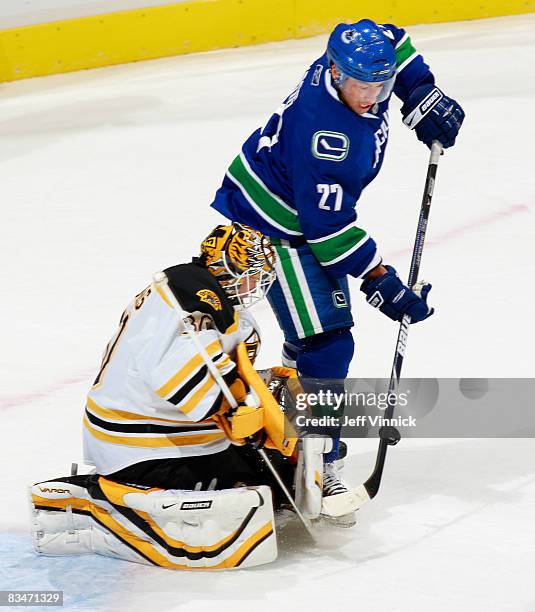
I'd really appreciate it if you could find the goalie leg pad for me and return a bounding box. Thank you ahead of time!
[29,475,277,570]
[294,436,332,519]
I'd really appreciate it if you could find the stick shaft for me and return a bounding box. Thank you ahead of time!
[363,140,443,500]
[153,272,238,408]
[390,140,442,389]
[257,448,316,539]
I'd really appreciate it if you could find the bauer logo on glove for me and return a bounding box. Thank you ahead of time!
[402,84,465,148]
[368,291,385,308]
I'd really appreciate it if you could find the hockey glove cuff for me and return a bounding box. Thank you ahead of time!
[402,85,465,149]
[361,265,434,323]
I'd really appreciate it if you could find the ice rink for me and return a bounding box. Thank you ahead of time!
[1,13,534,611]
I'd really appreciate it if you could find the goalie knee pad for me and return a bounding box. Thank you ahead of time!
[29,475,277,570]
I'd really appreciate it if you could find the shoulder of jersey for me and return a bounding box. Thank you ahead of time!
[377,23,403,46]
[163,261,236,334]
[299,56,343,116]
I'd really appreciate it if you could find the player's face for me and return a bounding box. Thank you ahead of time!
[332,66,386,114]
[238,274,258,295]
[224,272,260,308]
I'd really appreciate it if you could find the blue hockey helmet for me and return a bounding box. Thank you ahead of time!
[327,19,396,83]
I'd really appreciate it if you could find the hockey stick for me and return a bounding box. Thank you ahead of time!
[350,140,444,510]
[152,272,316,539]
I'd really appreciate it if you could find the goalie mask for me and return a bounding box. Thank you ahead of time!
[200,223,276,309]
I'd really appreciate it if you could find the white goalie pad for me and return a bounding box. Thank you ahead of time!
[29,478,277,570]
[293,436,332,519]
[293,438,367,520]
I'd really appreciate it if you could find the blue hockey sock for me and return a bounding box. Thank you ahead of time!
[292,329,354,463]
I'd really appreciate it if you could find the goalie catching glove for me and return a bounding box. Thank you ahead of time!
[214,377,263,440]
[213,344,298,456]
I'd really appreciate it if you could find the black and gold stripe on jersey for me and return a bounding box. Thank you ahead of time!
[155,340,237,418]
[154,338,221,398]
[84,409,221,435]
[84,397,227,448]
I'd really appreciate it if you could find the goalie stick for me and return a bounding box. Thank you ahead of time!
[152,272,316,540]
[349,140,444,511]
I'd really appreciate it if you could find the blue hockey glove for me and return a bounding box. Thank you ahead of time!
[402,85,464,149]
[361,265,434,323]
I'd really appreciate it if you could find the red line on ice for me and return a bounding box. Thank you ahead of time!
[387,202,531,258]
[0,372,92,410]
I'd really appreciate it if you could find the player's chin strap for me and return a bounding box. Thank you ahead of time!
[348,140,444,513]
[152,271,316,541]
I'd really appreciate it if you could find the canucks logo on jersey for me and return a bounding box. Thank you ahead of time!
[312,131,350,161]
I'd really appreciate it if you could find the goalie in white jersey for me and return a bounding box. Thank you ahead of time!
[29,223,303,570]
[82,222,293,491]
[30,224,358,570]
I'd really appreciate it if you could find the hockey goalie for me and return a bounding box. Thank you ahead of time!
[29,223,354,571]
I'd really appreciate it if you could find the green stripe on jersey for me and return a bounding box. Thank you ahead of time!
[395,36,417,68]
[308,226,367,265]
[273,243,316,337]
[227,155,301,234]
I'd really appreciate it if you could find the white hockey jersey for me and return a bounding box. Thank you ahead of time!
[83,263,260,475]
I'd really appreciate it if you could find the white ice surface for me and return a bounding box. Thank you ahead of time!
[1,14,534,611]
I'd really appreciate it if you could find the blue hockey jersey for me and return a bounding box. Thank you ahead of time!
[211,24,434,279]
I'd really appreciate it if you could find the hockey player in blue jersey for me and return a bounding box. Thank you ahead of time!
[210,19,464,509]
